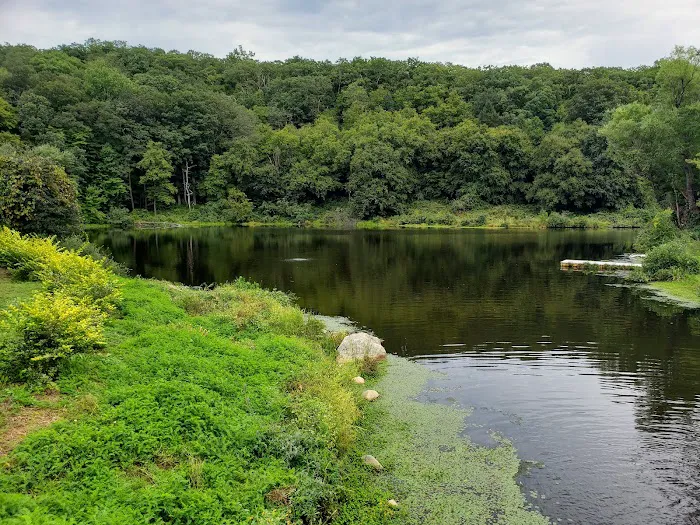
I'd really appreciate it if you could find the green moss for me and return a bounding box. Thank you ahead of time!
[339,356,549,525]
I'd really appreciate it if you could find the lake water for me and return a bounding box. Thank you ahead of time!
[91,227,700,525]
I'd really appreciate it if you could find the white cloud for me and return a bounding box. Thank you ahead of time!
[1,0,698,67]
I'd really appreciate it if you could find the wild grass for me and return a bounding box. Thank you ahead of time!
[0,276,384,524]
[650,275,700,305]
[357,203,651,230]
[0,271,39,310]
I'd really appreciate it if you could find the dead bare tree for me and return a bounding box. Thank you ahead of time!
[182,160,196,210]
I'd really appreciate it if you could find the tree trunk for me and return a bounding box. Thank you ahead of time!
[684,163,699,219]
[128,172,135,210]
[183,161,195,209]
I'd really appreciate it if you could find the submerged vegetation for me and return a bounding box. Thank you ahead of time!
[0,228,545,523]
[343,356,547,524]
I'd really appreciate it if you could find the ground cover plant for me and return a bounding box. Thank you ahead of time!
[0,228,551,524]
[0,228,392,524]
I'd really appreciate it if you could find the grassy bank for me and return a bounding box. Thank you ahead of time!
[0,228,549,523]
[356,203,650,230]
[622,215,700,307]
[92,203,652,231]
[647,275,700,307]
[0,271,39,309]
[0,275,385,524]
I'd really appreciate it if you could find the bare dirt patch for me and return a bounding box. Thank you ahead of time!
[0,401,63,456]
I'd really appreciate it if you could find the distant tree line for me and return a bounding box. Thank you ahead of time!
[0,40,698,232]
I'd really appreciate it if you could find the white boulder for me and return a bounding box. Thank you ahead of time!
[362,389,380,401]
[336,332,387,364]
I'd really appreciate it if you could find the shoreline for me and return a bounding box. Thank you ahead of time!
[85,204,651,232]
[0,263,548,524]
[642,276,700,309]
[346,354,549,524]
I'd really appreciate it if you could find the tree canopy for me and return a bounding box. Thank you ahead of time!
[0,40,695,224]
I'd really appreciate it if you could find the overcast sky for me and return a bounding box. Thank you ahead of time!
[1,0,698,68]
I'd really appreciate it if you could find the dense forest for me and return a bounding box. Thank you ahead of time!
[0,40,699,233]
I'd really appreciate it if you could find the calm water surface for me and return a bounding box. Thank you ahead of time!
[92,228,700,525]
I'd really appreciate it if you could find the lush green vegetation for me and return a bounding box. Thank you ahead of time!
[107,202,651,230]
[648,275,700,305]
[0,270,38,309]
[0,228,546,523]
[0,228,375,523]
[1,42,698,230]
[625,212,700,304]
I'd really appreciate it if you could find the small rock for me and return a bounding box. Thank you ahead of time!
[362,389,380,401]
[387,499,399,508]
[362,454,383,470]
[336,332,387,363]
[352,376,365,384]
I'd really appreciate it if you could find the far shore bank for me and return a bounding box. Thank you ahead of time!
[85,203,650,232]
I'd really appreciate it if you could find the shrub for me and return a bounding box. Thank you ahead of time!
[642,241,700,281]
[223,188,253,223]
[546,212,569,228]
[37,252,122,311]
[191,201,225,222]
[255,199,316,225]
[634,210,679,252]
[396,210,455,226]
[0,292,106,380]
[196,189,254,224]
[0,227,121,311]
[626,268,650,283]
[0,228,59,280]
[59,235,128,277]
[106,207,134,229]
[0,149,82,236]
[451,192,486,213]
[460,214,487,227]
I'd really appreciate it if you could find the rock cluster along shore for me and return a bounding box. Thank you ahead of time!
[336,332,397,506]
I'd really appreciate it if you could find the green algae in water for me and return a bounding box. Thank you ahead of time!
[357,355,550,525]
